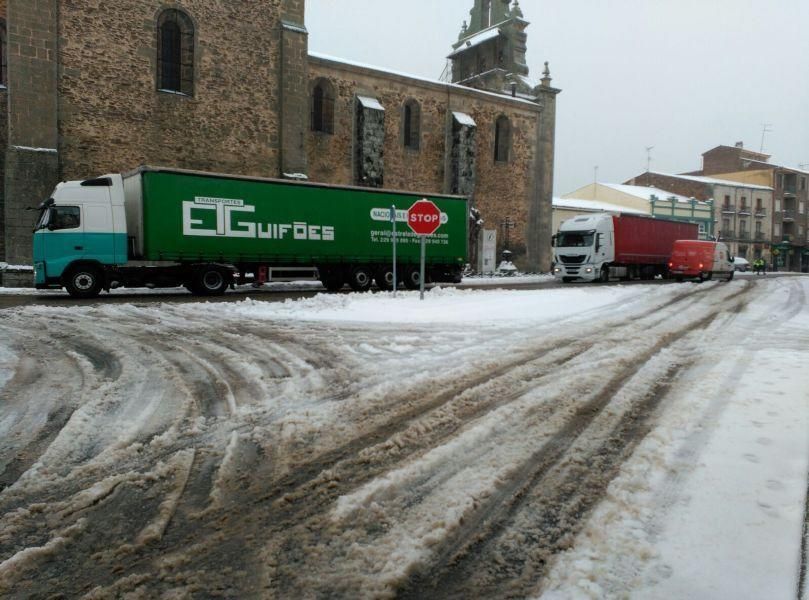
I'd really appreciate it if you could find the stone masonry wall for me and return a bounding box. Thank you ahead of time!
[307,56,544,269]
[3,0,60,276]
[57,0,285,182]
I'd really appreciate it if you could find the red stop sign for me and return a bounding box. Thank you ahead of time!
[407,199,442,235]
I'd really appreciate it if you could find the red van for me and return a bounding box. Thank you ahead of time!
[668,240,735,282]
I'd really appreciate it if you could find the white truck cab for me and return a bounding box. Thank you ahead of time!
[552,213,615,282]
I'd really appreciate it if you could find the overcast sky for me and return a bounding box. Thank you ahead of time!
[305,0,809,196]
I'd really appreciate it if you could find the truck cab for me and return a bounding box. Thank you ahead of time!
[33,175,128,296]
[552,213,614,282]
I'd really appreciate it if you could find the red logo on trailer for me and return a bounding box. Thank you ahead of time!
[407,199,442,235]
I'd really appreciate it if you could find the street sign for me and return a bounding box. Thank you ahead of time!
[407,199,443,300]
[407,199,442,236]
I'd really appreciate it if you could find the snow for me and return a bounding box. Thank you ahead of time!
[452,111,477,127]
[0,276,807,597]
[603,183,706,205]
[554,197,649,215]
[357,95,385,111]
[448,27,501,58]
[649,171,773,191]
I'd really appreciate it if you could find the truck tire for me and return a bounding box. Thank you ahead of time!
[192,267,229,296]
[348,266,373,292]
[64,265,103,299]
[727,271,734,281]
[402,267,422,290]
[599,266,609,283]
[375,267,395,291]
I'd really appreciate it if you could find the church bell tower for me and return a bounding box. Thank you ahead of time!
[449,0,532,95]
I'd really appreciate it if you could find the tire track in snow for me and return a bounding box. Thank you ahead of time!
[395,284,754,599]
[261,283,753,598]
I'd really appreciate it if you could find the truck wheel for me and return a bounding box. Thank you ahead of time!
[193,268,229,296]
[599,266,609,283]
[348,266,373,292]
[727,271,734,281]
[375,267,395,291]
[65,265,103,299]
[402,267,422,290]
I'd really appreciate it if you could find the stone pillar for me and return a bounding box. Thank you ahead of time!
[448,112,476,198]
[3,0,59,285]
[526,64,560,273]
[279,0,309,178]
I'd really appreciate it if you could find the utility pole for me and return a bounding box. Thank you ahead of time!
[760,124,773,153]
[645,146,655,173]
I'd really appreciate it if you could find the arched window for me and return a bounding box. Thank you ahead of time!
[311,78,335,134]
[157,9,194,95]
[403,99,420,150]
[494,115,511,163]
[0,20,7,87]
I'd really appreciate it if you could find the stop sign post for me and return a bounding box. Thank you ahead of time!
[407,199,443,300]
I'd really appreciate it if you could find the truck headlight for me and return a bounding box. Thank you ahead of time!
[585,267,593,273]
[553,267,562,273]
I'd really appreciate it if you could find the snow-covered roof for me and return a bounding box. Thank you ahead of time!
[452,111,477,127]
[603,183,708,205]
[448,26,501,58]
[309,51,541,108]
[652,172,773,191]
[357,95,384,111]
[553,197,648,215]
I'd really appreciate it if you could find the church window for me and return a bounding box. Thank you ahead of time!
[403,100,420,150]
[494,115,511,163]
[0,20,7,87]
[311,79,335,134]
[157,9,195,95]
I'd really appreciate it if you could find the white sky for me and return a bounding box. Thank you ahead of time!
[305,0,809,195]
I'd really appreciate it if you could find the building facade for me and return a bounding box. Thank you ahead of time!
[695,144,808,272]
[625,171,775,263]
[0,0,559,285]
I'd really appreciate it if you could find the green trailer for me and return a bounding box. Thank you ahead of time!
[33,166,468,298]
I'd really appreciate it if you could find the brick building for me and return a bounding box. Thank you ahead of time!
[625,171,775,264]
[0,0,559,285]
[690,143,808,272]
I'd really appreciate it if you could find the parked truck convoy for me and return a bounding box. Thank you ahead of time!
[33,166,468,298]
[552,213,699,282]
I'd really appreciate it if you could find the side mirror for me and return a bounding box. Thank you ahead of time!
[595,233,601,253]
[551,234,557,247]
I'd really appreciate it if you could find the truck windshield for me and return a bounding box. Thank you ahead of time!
[556,231,595,247]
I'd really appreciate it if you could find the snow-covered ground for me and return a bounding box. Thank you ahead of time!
[0,276,806,598]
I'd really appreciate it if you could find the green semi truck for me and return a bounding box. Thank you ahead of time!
[32,166,468,298]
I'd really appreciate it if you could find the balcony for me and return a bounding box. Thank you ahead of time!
[755,231,766,241]
[783,210,795,222]
[721,204,736,213]
[737,231,751,241]
[754,208,767,217]
[738,205,751,216]
[783,185,797,196]
[722,229,735,238]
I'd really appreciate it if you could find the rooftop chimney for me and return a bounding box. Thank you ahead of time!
[735,141,744,148]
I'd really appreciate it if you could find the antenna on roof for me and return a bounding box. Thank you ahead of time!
[645,146,654,173]
[759,124,773,153]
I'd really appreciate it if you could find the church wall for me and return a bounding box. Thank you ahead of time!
[308,55,542,267]
[57,0,284,181]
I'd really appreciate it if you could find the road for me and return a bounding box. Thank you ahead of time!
[0,275,806,598]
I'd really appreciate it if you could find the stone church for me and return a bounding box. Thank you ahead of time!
[0,0,559,284]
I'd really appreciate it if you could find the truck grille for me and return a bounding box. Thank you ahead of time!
[560,255,587,264]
